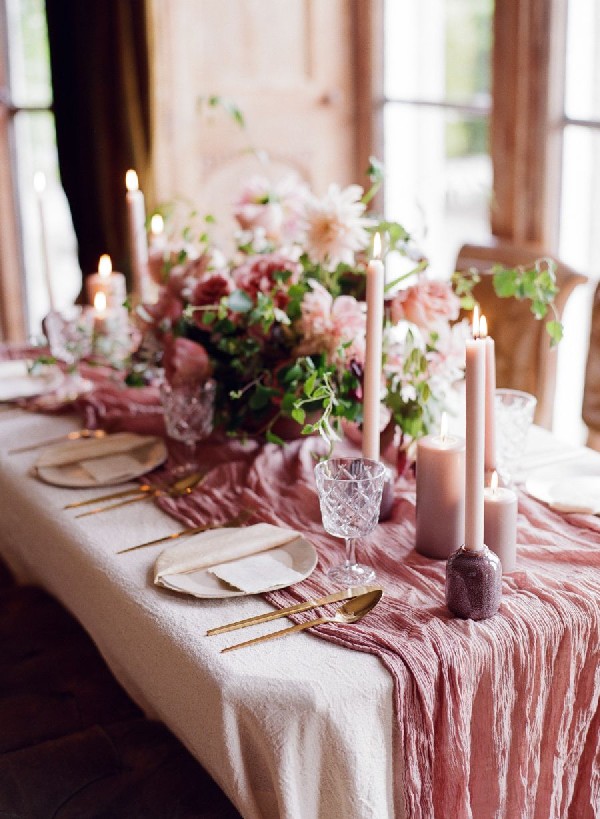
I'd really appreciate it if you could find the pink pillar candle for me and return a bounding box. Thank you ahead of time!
[484,473,517,572]
[86,255,127,309]
[464,321,486,551]
[362,234,385,461]
[416,423,465,559]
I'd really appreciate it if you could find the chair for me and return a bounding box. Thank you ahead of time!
[455,241,587,429]
[582,282,600,450]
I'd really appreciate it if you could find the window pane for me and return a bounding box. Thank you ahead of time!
[6,0,52,107]
[384,0,493,107]
[560,125,600,276]
[14,110,81,333]
[384,103,491,277]
[565,0,600,122]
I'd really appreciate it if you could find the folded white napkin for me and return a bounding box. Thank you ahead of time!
[526,475,600,514]
[0,360,29,379]
[0,360,61,401]
[79,453,147,483]
[36,433,158,468]
[209,552,306,593]
[154,523,300,585]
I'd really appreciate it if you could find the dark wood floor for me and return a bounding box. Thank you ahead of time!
[0,558,242,818]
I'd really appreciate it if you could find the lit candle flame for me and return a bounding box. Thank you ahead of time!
[479,314,488,338]
[98,254,112,278]
[440,411,448,442]
[94,291,107,313]
[373,232,382,260]
[472,304,480,338]
[33,171,46,193]
[490,470,499,493]
[125,169,139,192]
[150,213,164,236]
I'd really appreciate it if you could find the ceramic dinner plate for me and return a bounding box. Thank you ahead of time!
[525,474,600,514]
[34,433,168,488]
[0,360,63,402]
[157,535,318,598]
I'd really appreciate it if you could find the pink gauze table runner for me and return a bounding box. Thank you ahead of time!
[10,375,600,818]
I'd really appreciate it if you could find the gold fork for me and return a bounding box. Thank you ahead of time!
[9,429,107,455]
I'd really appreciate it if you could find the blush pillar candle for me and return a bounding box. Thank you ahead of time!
[484,471,517,572]
[125,169,150,301]
[480,315,497,476]
[86,254,127,309]
[415,413,465,559]
[362,232,384,462]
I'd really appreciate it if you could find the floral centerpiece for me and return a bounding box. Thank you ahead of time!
[129,162,560,456]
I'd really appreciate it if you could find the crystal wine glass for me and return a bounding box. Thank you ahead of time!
[495,388,537,485]
[160,379,216,475]
[314,457,386,585]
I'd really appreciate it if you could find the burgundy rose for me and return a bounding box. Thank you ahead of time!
[232,253,300,304]
[141,289,184,327]
[190,272,233,307]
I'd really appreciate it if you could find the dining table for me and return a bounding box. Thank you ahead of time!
[0,399,599,819]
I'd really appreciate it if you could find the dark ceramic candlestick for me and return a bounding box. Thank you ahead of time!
[445,544,502,620]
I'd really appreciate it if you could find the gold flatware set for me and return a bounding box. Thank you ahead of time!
[65,470,205,518]
[214,587,383,653]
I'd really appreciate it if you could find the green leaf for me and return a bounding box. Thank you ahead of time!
[304,372,317,397]
[492,268,518,298]
[291,406,306,425]
[227,289,253,313]
[546,320,563,346]
[265,429,285,446]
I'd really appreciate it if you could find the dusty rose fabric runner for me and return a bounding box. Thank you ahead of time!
[4,351,600,817]
[154,437,600,819]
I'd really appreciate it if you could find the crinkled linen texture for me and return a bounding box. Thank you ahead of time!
[149,433,600,819]
[47,384,600,817]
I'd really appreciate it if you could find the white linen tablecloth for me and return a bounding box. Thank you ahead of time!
[0,410,395,819]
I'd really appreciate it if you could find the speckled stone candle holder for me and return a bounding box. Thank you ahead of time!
[378,467,395,522]
[445,544,502,620]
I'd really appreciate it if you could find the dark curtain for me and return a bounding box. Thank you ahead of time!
[45,0,153,297]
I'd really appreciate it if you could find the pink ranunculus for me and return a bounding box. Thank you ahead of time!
[299,281,333,342]
[163,336,212,386]
[232,253,301,302]
[389,280,460,330]
[233,174,310,244]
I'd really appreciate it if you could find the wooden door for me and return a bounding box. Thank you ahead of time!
[151,0,367,242]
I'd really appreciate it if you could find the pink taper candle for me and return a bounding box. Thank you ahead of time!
[125,169,150,301]
[480,315,497,474]
[362,233,384,461]
[464,306,486,552]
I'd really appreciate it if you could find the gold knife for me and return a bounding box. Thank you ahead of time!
[116,509,252,554]
[9,429,106,454]
[206,585,382,636]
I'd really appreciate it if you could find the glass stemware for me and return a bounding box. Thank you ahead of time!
[159,379,216,475]
[495,388,537,485]
[314,457,386,586]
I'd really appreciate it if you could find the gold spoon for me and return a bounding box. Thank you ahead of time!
[221,588,383,653]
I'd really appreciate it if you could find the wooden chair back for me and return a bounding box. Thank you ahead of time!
[456,242,587,429]
[582,282,600,449]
